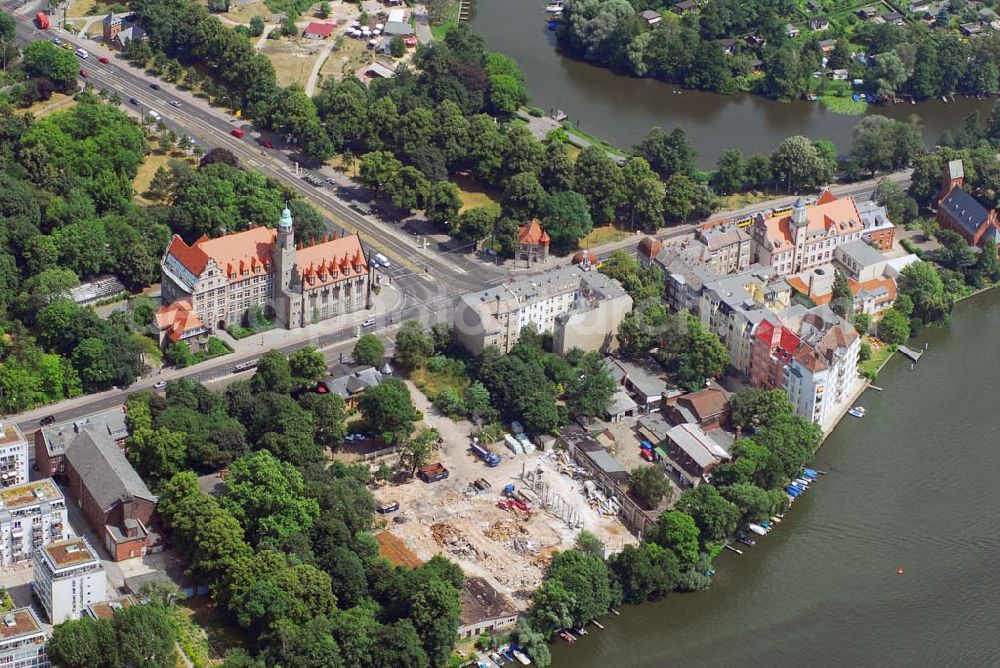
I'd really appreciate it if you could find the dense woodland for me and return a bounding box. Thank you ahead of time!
[558,0,1000,101]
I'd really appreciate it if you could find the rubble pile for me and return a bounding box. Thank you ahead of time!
[431,522,479,560]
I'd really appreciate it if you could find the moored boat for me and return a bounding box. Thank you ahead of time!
[848,406,866,418]
[748,523,767,536]
[512,649,532,665]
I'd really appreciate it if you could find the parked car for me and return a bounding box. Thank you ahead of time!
[98,56,109,63]
[148,110,161,121]
[353,202,373,215]
[361,318,376,328]
[74,48,89,59]
[79,69,89,78]
[324,177,336,185]
[153,380,168,390]
[257,138,274,149]
[129,97,138,105]
[231,128,244,138]
[377,500,400,514]
[149,83,160,90]
[39,415,56,427]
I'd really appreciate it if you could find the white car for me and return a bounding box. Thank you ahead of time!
[374,253,391,268]
[169,100,181,108]
[148,110,161,121]
[74,48,89,59]
[153,380,167,390]
[361,318,376,328]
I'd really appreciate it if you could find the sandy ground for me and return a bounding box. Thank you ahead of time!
[372,383,638,606]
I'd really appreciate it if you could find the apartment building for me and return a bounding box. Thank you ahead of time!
[694,222,752,274]
[33,538,107,624]
[0,608,48,668]
[454,265,632,355]
[751,190,867,276]
[34,408,129,479]
[0,480,67,569]
[0,425,29,489]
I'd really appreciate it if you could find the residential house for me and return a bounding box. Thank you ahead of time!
[809,16,829,30]
[33,538,107,624]
[856,199,896,250]
[663,385,731,431]
[960,22,984,36]
[34,408,129,480]
[909,0,931,12]
[637,236,663,268]
[0,425,29,489]
[661,423,730,488]
[830,69,849,80]
[303,22,336,39]
[0,608,48,668]
[64,428,158,561]
[608,357,669,413]
[750,189,866,276]
[316,363,383,408]
[516,219,550,266]
[605,388,639,422]
[673,0,697,13]
[454,265,632,355]
[857,6,878,19]
[787,264,897,318]
[161,207,372,334]
[640,9,662,25]
[0,480,67,568]
[883,11,905,25]
[694,222,752,274]
[818,38,837,53]
[457,577,518,640]
[653,245,720,313]
[937,159,1000,246]
[718,38,736,55]
[154,299,208,352]
[785,23,800,38]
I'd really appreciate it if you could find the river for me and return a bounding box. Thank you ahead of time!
[549,288,1000,666]
[470,0,994,166]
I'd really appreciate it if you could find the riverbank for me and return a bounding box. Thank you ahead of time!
[550,287,1000,666]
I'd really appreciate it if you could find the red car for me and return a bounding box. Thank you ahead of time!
[231,128,244,138]
[79,69,89,78]
[98,56,109,64]
[257,138,274,149]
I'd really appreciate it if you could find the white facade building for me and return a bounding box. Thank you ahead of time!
[0,608,48,668]
[0,425,29,489]
[33,538,107,624]
[0,480,68,568]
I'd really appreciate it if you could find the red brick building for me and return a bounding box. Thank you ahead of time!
[937,159,1000,247]
[663,386,731,431]
[749,319,801,390]
[64,429,157,562]
[34,408,129,480]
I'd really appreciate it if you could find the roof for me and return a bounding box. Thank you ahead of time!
[64,428,157,512]
[387,7,406,22]
[666,423,730,469]
[40,407,129,457]
[605,388,638,416]
[297,234,368,291]
[460,577,516,627]
[42,538,100,569]
[103,10,121,25]
[699,224,749,251]
[939,188,991,237]
[114,25,145,45]
[319,365,382,398]
[0,424,26,447]
[758,192,863,253]
[637,236,662,259]
[0,479,62,511]
[611,357,667,400]
[0,608,43,642]
[517,219,550,246]
[382,20,413,35]
[165,226,275,281]
[303,21,336,37]
[155,300,206,343]
[640,9,661,19]
[365,61,397,79]
[677,386,730,421]
[837,239,885,268]
[637,412,672,444]
[85,596,136,620]
[754,318,801,355]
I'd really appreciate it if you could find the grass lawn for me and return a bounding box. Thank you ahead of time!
[260,39,319,88]
[17,92,77,118]
[820,93,867,115]
[133,150,195,205]
[563,124,629,158]
[718,190,775,211]
[318,36,370,83]
[578,225,629,249]
[410,363,470,398]
[430,0,462,41]
[859,339,894,378]
[452,174,500,212]
[175,597,246,665]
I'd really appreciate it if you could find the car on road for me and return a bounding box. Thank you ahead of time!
[150,83,160,90]
[353,202,373,215]
[324,177,336,185]
[39,415,56,427]
[257,138,274,149]
[50,37,62,45]
[374,253,391,268]
[74,48,89,59]
[148,110,161,121]
[231,128,244,138]
[129,97,139,105]
[153,380,168,390]
[302,173,325,187]
[79,69,89,78]
[361,318,376,328]
[98,56,109,63]
[61,43,73,50]
[169,100,181,108]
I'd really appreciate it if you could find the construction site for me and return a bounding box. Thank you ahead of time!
[373,445,638,606]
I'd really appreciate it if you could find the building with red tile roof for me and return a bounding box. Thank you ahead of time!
[160,207,371,335]
[516,219,550,266]
[154,300,207,350]
[751,190,866,276]
[303,22,336,39]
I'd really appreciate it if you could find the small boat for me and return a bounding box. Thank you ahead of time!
[591,619,605,629]
[748,523,767,536]
[848,406,866,418]
[557,630,576,643]
[707,569,716,577]
[545,4,563,13]
[547,20,560,30]
[512,649,532,666]
[610,609,621,616]
[737,532,756,547]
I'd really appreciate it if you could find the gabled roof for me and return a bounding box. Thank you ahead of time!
[517,219,550,246]
[939,188,990,237]
[760,193,863,252]
[64,428,157,512]
[677,386,730,421]
[304,22,336,37]
[155,300,205,342]
[297,234,368,290]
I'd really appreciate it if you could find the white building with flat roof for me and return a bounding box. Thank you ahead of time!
[0,608,48,668]
[0,424,29,489]
[0,480,68,568]
[33,538,107,625]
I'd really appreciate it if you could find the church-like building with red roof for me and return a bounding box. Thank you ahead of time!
[158,207,372,340]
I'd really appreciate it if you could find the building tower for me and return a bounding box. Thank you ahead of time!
[102,11,122,44]
[272,206,303,328]
[790,197,808,272]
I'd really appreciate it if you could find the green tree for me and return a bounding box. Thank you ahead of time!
[541,141,575,192]
[387,166,431,212]
[424,180,461,226]
[353,333,385,367]
[662,172,702,222]
[876,308,910,344]
[165,341,195,368]
[634,126,696,179]
[298,392,347,448]
[830,268,853,318]
[573,146,625,225]
[728,388,794,431]
[660,314,730,391]
[358,378,419,445]
[565,351,616,417]
[897,261,951,323]
[540,190,593,254]
[720,482,773,523]
[621,157,666,232]
[249,15,265,36]
[289,346,327,387]
[113,603,178,668]
[711,148,747,195]
[463,381,493,424]
[771,135,831,192]
[408,575,462,666]
[501,172,547,221]
[358,151,402,196]
[127,427,187,481]
[608,542,680,604]
[393,320,434,371]
[675,484,740,545]
[648,510,700,568]
[454,206,499,243]
[630,465,671,509]
[22,41,79,91]
[854,312,871,335]
[251,350,293,394]
[541,549,612,628]
[574,530,605,559]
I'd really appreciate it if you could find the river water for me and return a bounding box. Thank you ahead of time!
[470,0,994,166]
[550,288,1000,666]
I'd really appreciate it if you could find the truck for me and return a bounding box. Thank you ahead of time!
[36,13,50,29]
[470,441,501,467]
[417,462,449,483]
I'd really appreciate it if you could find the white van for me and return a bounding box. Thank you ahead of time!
[148,110,161,121]
[74,48,89,59]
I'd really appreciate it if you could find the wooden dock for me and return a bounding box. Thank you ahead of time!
[458,0,471,23]
[898,345,923,363]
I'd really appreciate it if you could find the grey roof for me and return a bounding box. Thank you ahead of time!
[640,9,661,19]
[64,428,156,511]
[41,408,129,457]
[605,389,638,417]
[320,365,382,398]
[588,449,626,475]
[114,25,145,45]
[666,423,730,469]
[612,357,667,400]
[855,199,893,232]
[382,21,413,36]
[939,188,990,236]
[837,239,885,268]
[637,412,672,444]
